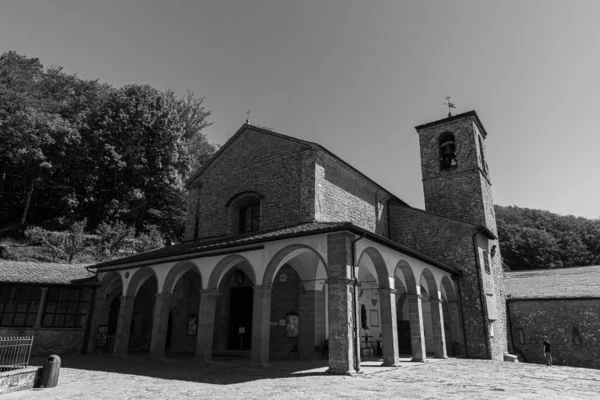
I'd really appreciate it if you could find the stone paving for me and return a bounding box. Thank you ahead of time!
[4,354,600,399]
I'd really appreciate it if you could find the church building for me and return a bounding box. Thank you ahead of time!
[88,110,507,374]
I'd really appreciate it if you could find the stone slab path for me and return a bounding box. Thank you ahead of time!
[4,355,600,399]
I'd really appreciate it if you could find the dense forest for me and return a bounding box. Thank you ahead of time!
[0,51,216,243]
[496,205,600,270]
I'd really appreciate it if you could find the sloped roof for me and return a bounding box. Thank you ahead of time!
[505,265,600,300]
[0,261,97,285]
[186,124,408,206]
[91,221,460,276]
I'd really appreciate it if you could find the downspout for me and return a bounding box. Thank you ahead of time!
[82,286,97,354]
[453,275,469,358]
[472,231,491,359]
[351,232,366,373]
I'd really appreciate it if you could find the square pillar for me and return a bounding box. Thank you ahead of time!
[113,295,135,356]
[379,288,400,367]
[407,294,426,362]
[149,293,171,358]
[86,290,105,354]
[326,231,358,374]
[430,298,448,358]
[196,289,220,362]
[298,289,326,359]
[447,301,462,356]
[251,284,272,366]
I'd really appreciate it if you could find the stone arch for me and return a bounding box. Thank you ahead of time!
[208,254,257,289]
[126,268,158,297]
[162,261,203,294]
[394,260,418,294]
[420,268,438,298]
[99,271,123,299]
[263,244,328,288]
[357,247,389,288]
[440,276,457,302]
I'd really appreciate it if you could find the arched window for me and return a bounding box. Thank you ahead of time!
[439,132,457,169]
[478,135,488,172]
[572,326,582,346]
[226,191,263,234]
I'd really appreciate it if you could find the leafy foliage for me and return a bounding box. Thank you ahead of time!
[0,51,217,246]
[496,205,600,270]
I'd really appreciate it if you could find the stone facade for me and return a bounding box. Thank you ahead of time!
[508,299,600,369]
[414,112,507,360]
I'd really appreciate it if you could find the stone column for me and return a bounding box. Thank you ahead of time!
[407,294,426,362]
[447,301,462,356]
[85,290,105,353]
[379,288,400,367]
[149,293,171,358]
[298,289,326,359]
[34,287,48,329]
[113,295,135,356]
[196,289,220,362]
[430,298,448,358]
[251,285,272,366]
[326,231,358,375]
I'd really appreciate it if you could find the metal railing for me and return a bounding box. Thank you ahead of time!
[0,337,34,372]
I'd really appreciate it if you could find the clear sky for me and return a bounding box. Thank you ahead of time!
[2,0,599,218]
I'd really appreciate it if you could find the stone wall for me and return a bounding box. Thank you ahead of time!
[185,127,316,240]
[315,151,392,237]
[508,298,600,369]
[0,327,85,356]
[388,204,509,359]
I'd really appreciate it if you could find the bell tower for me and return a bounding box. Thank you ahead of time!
[415,110,496,236]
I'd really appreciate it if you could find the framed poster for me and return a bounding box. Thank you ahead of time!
[286,312,299,337]
[370,310,379,327]
[96,325,108,348]
[187,314,198,336]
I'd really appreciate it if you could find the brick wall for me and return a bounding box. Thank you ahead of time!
[508,299,600,369]
[0,327,85,356]
[269,265,300,359]
[185,127,316,240]
[388,204,488,358]
[315,151,391,237]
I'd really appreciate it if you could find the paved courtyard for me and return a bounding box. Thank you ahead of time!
[5,354,600,399]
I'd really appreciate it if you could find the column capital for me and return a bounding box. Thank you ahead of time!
[430,298,445,305]
[378,288,398,295]
[406,294,423,300]
[154,292,172,298]
[252,284,273,292]
[199,288,222,296]
[120,295,135,301]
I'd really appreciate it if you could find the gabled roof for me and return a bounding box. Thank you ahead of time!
[90,221,460,276]
[186,124,408,206]
[0,261,97,285]
[505,265,600,300]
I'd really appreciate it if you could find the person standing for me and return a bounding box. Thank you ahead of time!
[542,336,552,366]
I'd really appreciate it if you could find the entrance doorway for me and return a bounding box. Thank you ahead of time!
[228,287,253,350]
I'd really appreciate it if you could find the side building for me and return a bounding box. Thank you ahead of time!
[0,261,97,355]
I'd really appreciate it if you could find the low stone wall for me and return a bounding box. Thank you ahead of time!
[0,328,85,355]
[0,367,41,394]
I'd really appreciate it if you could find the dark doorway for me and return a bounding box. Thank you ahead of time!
[398,320,412,354]
[228,287,253,350]
[108,296,120,335]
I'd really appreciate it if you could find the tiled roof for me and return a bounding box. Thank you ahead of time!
[0,261,96,285]
[505,265,600,300]
[93,221,350,269]
[91,221,460,276]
